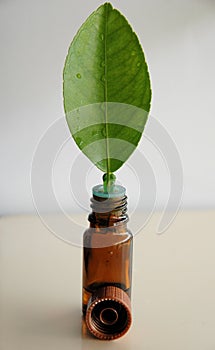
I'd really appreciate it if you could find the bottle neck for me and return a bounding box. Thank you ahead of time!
[88,195,128,228]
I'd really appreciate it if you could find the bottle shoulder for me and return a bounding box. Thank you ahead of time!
[83,226,132,249]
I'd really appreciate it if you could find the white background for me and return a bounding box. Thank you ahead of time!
[0,0,215,215]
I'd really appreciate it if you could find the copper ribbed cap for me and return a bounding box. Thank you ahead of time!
[85,286,132,340]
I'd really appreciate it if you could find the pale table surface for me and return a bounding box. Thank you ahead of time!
[0,211,215,350]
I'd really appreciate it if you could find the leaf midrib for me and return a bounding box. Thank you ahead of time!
[104,5,110,175]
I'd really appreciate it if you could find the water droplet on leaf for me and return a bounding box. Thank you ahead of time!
[101,128,107,137]
[100,103,106,113]
[76,73,81,79]
[75,137,84,148]
[100,34,104,41]
[91,130,98,137]
[137,62,141,67]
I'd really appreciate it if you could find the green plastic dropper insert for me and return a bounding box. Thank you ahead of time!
[93,173,126,198]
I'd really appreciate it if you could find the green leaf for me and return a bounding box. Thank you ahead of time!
[63,2,151,177]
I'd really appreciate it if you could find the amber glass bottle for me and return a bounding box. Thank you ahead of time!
[82,184,133,340]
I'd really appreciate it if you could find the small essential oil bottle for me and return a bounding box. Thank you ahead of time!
[82,183,133,340]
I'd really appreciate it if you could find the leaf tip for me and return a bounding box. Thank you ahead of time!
[104,2,113,7]
[98,2,113,12]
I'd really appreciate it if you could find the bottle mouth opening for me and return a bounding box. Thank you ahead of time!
[100,307,119,325]
[85,286,132,340]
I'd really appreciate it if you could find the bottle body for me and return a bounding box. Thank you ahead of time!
[82,187,133,340]
[83,225,133,314]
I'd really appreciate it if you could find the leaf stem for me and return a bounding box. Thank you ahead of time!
[103,173,116,193]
